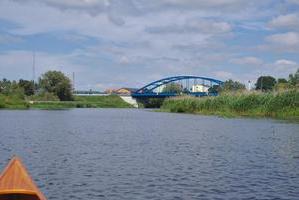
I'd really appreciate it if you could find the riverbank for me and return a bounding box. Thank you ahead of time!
[161,90,299,121]
[0,94,29,109]
[0,94,132,109]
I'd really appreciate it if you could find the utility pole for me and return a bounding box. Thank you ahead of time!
[72,72,75,93]
[260,76,263,92]
[32,51,35,82]
[32,51,36,94]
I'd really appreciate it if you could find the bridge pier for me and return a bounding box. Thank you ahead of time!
[120,95,138,108]
[135,97,165,108]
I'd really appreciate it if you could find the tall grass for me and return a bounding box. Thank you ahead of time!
[161,90,299,120]
[0,94,29,109]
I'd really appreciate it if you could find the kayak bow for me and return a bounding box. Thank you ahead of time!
[0,156,46,200]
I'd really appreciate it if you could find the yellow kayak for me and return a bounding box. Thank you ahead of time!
[0,156,46,200]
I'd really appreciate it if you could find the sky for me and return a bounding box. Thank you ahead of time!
[0,0,298,90]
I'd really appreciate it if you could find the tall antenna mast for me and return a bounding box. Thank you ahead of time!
[72,72,75,93]
[32,51,36,95]
[32,51,36,82]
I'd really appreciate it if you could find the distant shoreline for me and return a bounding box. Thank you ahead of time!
[0,95,133,110]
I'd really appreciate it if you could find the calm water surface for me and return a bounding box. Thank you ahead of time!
[0,109,298,200]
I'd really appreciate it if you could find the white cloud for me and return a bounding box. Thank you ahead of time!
[230,57,263,65]
[272,59,298,72]
[264,32,299,51]
[268,13,299,30]
[150,0,256,11]
[266,32,299,45]
[274,59,297,66]
[213,71,233,80]
[237,59,298,83]
[118,55,130,64]
[0,50,81,80]
[0,51,56,81]
[0,34,23,44]
[0,0,298,89]
[251,59,298,78]
[43,0,109,8]
[13,0,109,14]
[145,19,232,36]
[288,0,299,5]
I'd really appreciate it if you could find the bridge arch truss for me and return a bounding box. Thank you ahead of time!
[132,75,224,98]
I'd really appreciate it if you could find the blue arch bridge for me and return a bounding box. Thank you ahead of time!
[131,75,224,99]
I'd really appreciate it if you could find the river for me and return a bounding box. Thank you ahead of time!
[0,109,298,199]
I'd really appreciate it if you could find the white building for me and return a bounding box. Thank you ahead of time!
[156,85,166,93]
[192,84,209,93]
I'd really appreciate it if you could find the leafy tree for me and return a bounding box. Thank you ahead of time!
[222,79,246,91]
[39,71,73,101]
[208,85,222,94]
[0,79,24,98]
[275,78,290,91]
[18,79,35,96]
[275,83,290,91]
[28,91,59,101]
[162,83,183,93]
[277,78,288,84]
[0,78,11,94]
[288,69,299,86]
[255,76,276,91]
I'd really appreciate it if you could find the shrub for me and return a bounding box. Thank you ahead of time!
[28,92,59,101]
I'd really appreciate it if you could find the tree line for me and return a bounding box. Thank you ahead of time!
[223,69,298,92]
[0,71,73,101]
[161,69,298,94]
[1,69,298,101]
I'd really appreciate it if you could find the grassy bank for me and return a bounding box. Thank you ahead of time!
[0,94,29,109]
[0,95,132,109]
[161,90,299,120]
